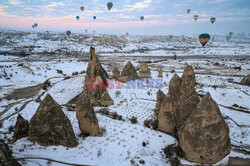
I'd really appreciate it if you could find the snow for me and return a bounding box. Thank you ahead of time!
[0,30,250,165]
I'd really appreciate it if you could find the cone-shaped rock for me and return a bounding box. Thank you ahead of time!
[240,74,250,85]
[158,68,163,78]
[112,67,120,79]
[100,90,114,106]
[29,94,78,147]
[139,62,151,78]
[66,92,83,106]
[178,93,231,164]
[84,47,113,106]
[0,140,21,166]
[175,65,199,128]
[155,89,165,110]
[120,61,139,82]
[12,114,29,142]
[86,47,109,86]
[158,74,181,134]
[76,94,99,136]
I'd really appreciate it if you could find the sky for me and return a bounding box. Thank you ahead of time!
[0,0,250,35]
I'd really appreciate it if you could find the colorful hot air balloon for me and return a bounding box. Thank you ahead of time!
[93,16,96,20]
[126,32,129,36]
[34,23,38,28]
[76,16,80,21]
[226,36,231,42]
[140,16,144,21]
[187,9,191,14]
[107,2,113,11]
[194,15,199,21]
[210,17,216,24]
[80,6,84,12]
[32,25,35,29]
[229,32,234,37]
[169,35,173,39]
[199,33,210,47]
[66,30,71,37]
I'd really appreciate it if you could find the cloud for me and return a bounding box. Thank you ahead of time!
[125,0,152,9]
[45,2,65,8]
[119,14,137,19]
[8,0,22,5]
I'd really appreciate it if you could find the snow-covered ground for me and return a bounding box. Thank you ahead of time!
[0,30,250,166]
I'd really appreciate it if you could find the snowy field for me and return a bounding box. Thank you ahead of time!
[0,30,250,166]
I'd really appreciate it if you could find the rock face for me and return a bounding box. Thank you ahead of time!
[175,65,199,128]
[112,67,120,79]
[158,66,199,135]
[29,94,78,147]
[120,61,139,82]
[0,140,21,166]
[155,89,165,110]
[76,94,99,136]
[12,114,29,142]
[84,47,114,106]
[178,93,231,164]
[158,68,163,77]
[240,74,250,85]
[139,62,151,78]
[158,74,182,135]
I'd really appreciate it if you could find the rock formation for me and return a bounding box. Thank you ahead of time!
[155,89,165,110]
[29,94,78,147]
[76,94,100,136]
[0,140,21,166]
[12,114,29,142]
[178,93,231,164]
[112,66,120,79]
[158,66,199,135]
[175,65,199,128]
[158,68,163,77]
[158,74,182,135]
[84,47,114,106]
[120,61,139,82]
[139,62,151,78]
[240,74,250,85]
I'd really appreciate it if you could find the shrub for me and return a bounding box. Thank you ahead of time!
[170,157,180,166]
[139,159,145,164]
[56,69,63,74]
[72,71,79,76]
[144,119,151,128]
[163,144,184,159]
[142,141,149,147]
[129,116,138,124]
[144,118,158,130]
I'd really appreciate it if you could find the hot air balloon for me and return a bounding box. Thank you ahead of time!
[140,16,144,21]
[169,35,173,39]
[85,29,88,33]
[194,15,199,21]
[66,30,71,37]
[32,25,35,29]
[126,32,129,36]
[199,33,210,47]
[226,36,231,42]
[187,9,191,14]
[229,32,233,37]
[93,16,96,20]
[34,23,38,28]
[80,6,84,12]
[210,17,216,24]
[76,16,80,21]
[107,2,113,11]
[93,30,96,34]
